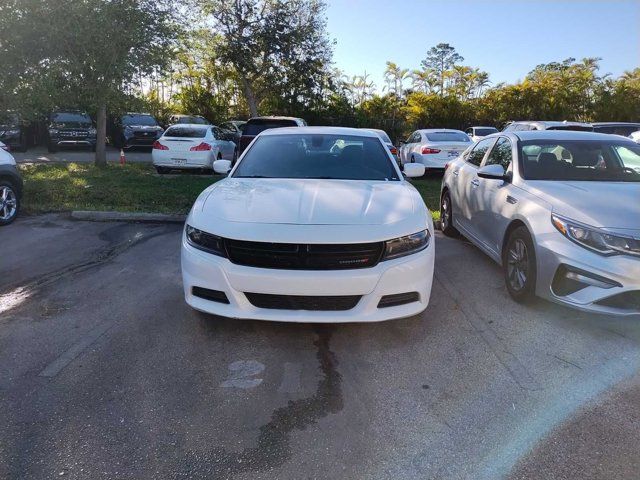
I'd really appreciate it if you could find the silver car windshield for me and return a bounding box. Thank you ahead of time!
[519,140,640,182]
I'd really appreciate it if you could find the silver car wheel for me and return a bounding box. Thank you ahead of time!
[0,185,17,222]
[507,239,528,291]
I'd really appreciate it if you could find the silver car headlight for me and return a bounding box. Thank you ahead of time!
[551,214,640,257]
[382,230,431,261]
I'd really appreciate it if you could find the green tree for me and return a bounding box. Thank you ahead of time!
[420,43,464,96]
[200,0,333,117]
[0,0,178,166]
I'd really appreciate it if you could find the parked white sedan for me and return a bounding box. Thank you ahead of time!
[182,127,434,323]
[399,129,472,171]
[152,124,236,174]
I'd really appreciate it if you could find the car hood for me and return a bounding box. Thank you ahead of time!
[201,178,417,225]
[523,181,640,234]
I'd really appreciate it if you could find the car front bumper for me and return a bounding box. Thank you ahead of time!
[536,231,640,316]
[181,236,435,323]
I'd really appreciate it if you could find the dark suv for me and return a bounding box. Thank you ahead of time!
[47,111,96,152]
[0,112,28,152]
[111,113,163,149]
[167,114,210,126]
[237,116,306,156]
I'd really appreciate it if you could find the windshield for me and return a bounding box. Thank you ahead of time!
[51,112,92,124]
[425,132,470,142]
[164,126,207,138]
[243,120,298,136]
[122,114,158,126]
[233,134,400,181]
[474,128,498,136]
[520,140,640,182]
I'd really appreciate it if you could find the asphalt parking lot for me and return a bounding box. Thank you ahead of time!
[12,146,152,164]
[2,215,640,479]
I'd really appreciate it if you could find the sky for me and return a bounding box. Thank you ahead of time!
[325,0,640,91]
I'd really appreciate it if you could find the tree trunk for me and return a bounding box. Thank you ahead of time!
[240,76,259,117]
[95,103,107,167]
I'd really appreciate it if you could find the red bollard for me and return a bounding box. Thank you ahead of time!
[119,149,126,165]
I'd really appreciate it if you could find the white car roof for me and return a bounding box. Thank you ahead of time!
[260,126,378,137]
[418,128,466,134]
[512,130,635,142]
[166,123,210,129]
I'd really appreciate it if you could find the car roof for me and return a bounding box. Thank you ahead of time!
[511,130,635,142]
[260,126,378,137]
[247,116,304,122]
[511,120,593,127]
[166,123,210,129]
[418,128,466,134]
[470,126,498,129]
[592,122,640,127]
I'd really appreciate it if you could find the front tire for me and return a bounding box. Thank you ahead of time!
[440,190,459,237]
[0,181,19,226]
[503,226,537,303]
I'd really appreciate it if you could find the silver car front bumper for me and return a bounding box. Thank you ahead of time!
[536,231,640,316]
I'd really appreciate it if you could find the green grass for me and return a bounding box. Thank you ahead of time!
[19,163,442,219]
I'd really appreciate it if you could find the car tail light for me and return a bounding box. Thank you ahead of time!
[422,147,441,154]
[390,147,398,155]
[190,142,212,151]
[152,141,168,150]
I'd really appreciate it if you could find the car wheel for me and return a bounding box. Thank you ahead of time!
[0,181,19,226]
[503,226,537,303]
[440,190,459,237]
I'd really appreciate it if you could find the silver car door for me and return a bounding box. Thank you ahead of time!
[471,136,514,258]
[454,137,496,237]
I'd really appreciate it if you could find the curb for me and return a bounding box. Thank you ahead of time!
[71,211,186,224]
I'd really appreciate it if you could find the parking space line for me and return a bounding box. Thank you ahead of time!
[38,321,113,378]
[435,272,541,391]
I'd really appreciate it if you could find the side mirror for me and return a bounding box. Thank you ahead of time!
[477,164,508,180]
[213,159,231,175]
[403,163,425,178]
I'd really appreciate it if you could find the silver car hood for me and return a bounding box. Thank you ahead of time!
[523,181,640,234]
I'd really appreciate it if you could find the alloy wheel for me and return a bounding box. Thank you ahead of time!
[0,185,17,222]
[507,239,528,291]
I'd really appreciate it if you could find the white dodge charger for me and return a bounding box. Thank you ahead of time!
[181,127,435,322]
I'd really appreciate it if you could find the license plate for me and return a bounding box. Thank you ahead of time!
[447,150,460,158]
[171,158,187,165]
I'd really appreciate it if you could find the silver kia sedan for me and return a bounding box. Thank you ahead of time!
[440,130,640,316]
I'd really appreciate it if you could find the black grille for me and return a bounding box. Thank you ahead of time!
[224,239,384,270]
[245,293,361,311]
[596,291,640,311]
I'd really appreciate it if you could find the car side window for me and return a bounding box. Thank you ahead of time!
[484,137,513,171]
[467,138,494,166]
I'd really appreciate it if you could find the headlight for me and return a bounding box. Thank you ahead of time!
[382,230,431,261]
[185,225,227,257]
[49,129,59,135]
[6,129,19,135]
[551,214,640,257]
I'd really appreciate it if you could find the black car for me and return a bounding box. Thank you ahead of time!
[237,116,306,157]
[0,112,28,152]
[47,111,97,153]
[111,113,163,149]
